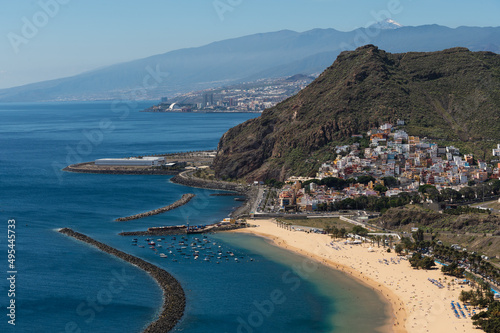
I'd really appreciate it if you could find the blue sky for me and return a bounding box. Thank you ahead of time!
[0,0,499,89]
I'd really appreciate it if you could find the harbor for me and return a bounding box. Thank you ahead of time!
[123,233,257,265]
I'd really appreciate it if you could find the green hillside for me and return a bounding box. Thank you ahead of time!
[213,45,500,181]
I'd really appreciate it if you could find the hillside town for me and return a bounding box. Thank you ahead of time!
[279,121,500,212]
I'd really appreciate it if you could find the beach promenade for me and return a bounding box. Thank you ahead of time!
[234,218,478,333]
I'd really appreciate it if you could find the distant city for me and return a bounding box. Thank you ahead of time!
[142,74,316,113]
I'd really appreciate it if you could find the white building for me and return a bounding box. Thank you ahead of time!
[493,144,500,156]
[393,130,409,141]
[95,157,165,166]
[380,123,392,131]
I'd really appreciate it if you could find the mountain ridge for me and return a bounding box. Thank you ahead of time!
[212,45,500,181]
[1,25,499,102]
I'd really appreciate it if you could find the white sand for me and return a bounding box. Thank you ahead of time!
[233,218,478,333]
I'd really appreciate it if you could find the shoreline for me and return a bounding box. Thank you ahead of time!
[170,170,247,192]
[230,218,479,333]
[58,228,185,333]
[115,193,195,222]
[232,226,403,333]
[171,170,257,217]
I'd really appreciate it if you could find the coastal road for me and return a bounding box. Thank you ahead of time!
[251,186,265,214]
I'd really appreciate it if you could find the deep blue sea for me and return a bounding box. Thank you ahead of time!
[0,102,388,333]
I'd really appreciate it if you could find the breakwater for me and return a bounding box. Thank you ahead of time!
[63,162,180,175]
[119,223,248,236]
[116,194,195,222]
[120,225,187,236]
[58,228,185,333]
[209,192,240,196]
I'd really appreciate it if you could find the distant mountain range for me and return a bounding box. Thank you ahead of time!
[1,23,499,102]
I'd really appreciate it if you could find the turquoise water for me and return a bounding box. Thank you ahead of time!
[0,102,388,332]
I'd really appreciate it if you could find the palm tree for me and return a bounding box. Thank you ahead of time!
[331,226,339,240]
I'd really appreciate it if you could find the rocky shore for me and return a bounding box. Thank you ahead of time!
[171,171,246,192]
[116,194,195,222]
[209,192,240,196]
[171,171,257,217]
[58,228,185,333]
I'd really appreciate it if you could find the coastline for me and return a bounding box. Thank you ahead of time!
[58,228,185,333]
[231,218,479,333]
[171,170,257,217]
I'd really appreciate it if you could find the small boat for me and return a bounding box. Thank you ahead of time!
[159,253,168,258]
[138,245,144,248]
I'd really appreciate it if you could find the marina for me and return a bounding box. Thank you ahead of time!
[127,234,256,265]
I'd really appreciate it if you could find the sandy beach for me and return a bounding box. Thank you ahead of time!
[233,218,478,333]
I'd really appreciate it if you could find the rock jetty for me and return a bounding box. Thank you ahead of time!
[58,228,185,333]
[64,162,180,175]
[119,223,248,236]
[116,193,195,222]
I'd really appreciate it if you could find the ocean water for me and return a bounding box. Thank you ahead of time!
[0,102,388,333]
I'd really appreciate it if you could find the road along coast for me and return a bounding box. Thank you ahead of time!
[233,218,479,333]
[58,228,185,333]
[115,193,195,222]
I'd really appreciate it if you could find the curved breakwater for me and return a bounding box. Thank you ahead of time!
[115,193,195,222]
[58,228,186,333]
